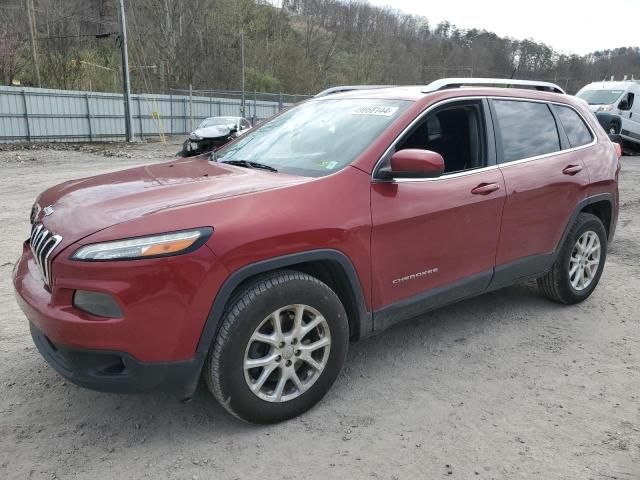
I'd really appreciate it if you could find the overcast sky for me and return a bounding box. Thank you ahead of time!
[367,0,640,55]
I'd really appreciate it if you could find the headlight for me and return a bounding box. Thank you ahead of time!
[189,132,203,140]
[597,104,614,112]
[71,228,212,261]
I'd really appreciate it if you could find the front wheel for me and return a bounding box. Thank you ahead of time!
[538,213,607,304]
[608,120,621,136]
[205,270,349,423]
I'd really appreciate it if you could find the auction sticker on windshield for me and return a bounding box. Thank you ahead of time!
[351,106,399,116]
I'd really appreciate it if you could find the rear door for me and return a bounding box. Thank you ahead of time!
[370,98,506,327]
[491,98,592,284]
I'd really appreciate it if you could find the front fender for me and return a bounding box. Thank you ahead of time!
[194,249,372,359]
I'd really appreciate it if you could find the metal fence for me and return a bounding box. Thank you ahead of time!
[0,86,307,143]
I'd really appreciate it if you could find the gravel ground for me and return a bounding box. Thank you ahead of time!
[0,140,638,480]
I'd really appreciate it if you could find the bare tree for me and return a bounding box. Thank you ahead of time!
[0,18,26,85]
[0,0,637,94]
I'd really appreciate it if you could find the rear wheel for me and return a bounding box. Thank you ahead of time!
[205,270,349,424]
[538,213,607,304]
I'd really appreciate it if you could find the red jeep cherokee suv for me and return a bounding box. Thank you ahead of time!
[14,79,620,424]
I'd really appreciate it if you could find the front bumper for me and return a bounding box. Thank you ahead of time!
[30,322,204,397]
[13,237,229,397]
[183,136,231,155]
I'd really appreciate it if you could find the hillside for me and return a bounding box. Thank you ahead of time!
[1,0,639,94]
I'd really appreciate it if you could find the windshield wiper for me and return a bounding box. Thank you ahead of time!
[220,160,278,172]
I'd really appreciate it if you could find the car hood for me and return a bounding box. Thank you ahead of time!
[193,125,232,139]
[35,158,308,243]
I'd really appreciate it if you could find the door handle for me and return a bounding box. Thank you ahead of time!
[471,183,501,195]
[562,164,583,175]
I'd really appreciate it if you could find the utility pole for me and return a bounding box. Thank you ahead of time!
[25,0,41,87]
[240,30,245,117]
[118,0,134,142]
[188,83,193,131]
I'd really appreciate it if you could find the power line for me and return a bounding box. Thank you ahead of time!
[37,32,118,40]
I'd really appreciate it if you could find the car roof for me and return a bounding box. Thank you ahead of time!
[312,78,568,103]
[311,85,570,103]
[579,81,639,91]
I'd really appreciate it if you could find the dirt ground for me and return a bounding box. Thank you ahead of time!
[0,140,638,480]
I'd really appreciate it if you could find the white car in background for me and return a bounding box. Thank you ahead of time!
[576,80,640,146]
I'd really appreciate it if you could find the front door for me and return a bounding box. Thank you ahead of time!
[619,91,640,142]
[370,99,505,329]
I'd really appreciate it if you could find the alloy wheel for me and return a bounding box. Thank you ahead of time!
[569,230,601,291]
[243,304,331,402]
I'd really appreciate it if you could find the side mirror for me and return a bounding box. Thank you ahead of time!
[619,99,630,111]
[380,149,445,179]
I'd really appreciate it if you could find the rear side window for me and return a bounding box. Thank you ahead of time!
[492,100,560,163]
[553,105,593,148]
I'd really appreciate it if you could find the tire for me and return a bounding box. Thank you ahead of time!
[537,213,607,304]
[608,120,621,136]
[205,270,349,424]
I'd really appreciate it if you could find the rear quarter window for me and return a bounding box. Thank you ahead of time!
[492,100,561,163]
[553,105,593,148]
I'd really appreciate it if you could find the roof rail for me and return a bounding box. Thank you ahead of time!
[315,85,396,97]
[423,78,566,95]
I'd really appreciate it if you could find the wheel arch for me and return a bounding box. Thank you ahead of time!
[556,193,615,252]
[594,112,621,133]
[195,249,372,357]
[580,199,613,238]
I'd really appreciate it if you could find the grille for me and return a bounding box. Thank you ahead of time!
[30,223,63,286]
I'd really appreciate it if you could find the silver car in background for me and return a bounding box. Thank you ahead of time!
[181,116,252,156]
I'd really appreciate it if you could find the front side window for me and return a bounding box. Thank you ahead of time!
[492,100,560,163]
[216,99,410,177]
[553,105,593,148]
[395,100,487,174]
[621,93,635,110]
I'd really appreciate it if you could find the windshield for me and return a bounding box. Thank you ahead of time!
[215,99,411,177]
[199,117,237,128]
[576,89,624,105]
